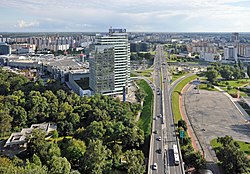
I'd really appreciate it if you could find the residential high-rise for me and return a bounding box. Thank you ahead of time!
[224,45,238,61]
[90,28,130,95]
[231,32,239,43]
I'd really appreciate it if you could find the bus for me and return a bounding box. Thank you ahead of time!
[173,144,180,165]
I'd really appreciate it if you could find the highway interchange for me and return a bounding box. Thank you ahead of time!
[148,45,184,174]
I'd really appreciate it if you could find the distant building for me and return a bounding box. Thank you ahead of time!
[89,45,115,94]
[224,45,238,61]
[238,44,250,58]
[17,47,34,55]
[91,28,130,95]
[130,42,150,52]
[200,52,221,62]
[231,32,239,43]
[0,42,11,55]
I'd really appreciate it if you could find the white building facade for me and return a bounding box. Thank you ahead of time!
[92,28,130,95]
[224,45,238,61]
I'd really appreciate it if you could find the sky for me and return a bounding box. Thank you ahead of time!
[0,0,250,32]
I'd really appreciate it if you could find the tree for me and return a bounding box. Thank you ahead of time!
[177,119,187,131]
[121,126,144,148]
[84,121,106,141]
[0,110,13,137]
[247,65,250,78]
[82,139,112,174]
[216,136,250,174]
[219,66,233,80]
[206,69,218,83]
[125,150,146,174]
[26,129,47,156]
[39,142,61,165]
[60,138,86,168]
[49,156,71,174]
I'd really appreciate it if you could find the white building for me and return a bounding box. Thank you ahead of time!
[200,52,221,62]
[224,45,238,61]
[91,28,130,95]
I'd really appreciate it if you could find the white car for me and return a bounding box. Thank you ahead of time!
[152,163,158,170]
[157,137,162,141]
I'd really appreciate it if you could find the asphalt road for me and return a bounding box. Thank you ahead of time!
[148,45,184,174]
[161,46,183,174]
[184,86,250,161]
[150,45,164,174]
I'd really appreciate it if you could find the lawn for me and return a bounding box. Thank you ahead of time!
[171,73,187,84]
[218,79,250,88]
[136,79,153,137]
[131,73,137,77]
[210,138,250,155]
[199,83,219,92]
[172,74,198,124]
[135,69,153,78]
[136,79,153,158]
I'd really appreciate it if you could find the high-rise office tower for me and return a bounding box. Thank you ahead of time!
[90,28,130,95]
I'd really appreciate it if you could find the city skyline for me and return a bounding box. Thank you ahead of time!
[1,0,250,32]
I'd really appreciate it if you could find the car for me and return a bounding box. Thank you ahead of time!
[158,114,162,118]
[157,136,162,141]
[152,163,158,170]
[156,148,162,154]
[153,130,158,134]
[154,117,157,120]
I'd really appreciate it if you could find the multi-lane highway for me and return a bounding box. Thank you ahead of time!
[148,45,184,174]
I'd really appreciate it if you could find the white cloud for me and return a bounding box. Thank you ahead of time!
[0,0,250,31]
[15,20,39,28]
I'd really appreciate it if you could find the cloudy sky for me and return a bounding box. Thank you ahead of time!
[0,0,250,32]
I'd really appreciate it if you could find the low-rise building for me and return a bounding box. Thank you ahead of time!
[5,122,57,148]
[0,42,11,55]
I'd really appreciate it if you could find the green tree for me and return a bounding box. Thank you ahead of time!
[247,65,250,78]
[206,69,218,83]
[49,156,71,174]
[26,129,47,156]
[0,110,13,137]
[219,65,233,80]
[216,136,250,174]
[82,139,112,174]
[60,138,86,168]
[125,149,146,174]
[177,119,187,131]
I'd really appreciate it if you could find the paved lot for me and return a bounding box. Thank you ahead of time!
[184,86,250,161]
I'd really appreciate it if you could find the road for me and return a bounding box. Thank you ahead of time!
[148,45,184,174]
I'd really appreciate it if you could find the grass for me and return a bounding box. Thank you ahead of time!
[220,87,248,97]
[172,74,198,124]
[135,69,153,78]
[199,83,219,91]
[136,79,153,137]
[210,138,250,155]
[131,73,137,77]
[218,79,250,88]
[171,73,187,84]
[136,79,153,158]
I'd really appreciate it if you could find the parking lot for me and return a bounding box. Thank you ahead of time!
[184,86,250,160]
